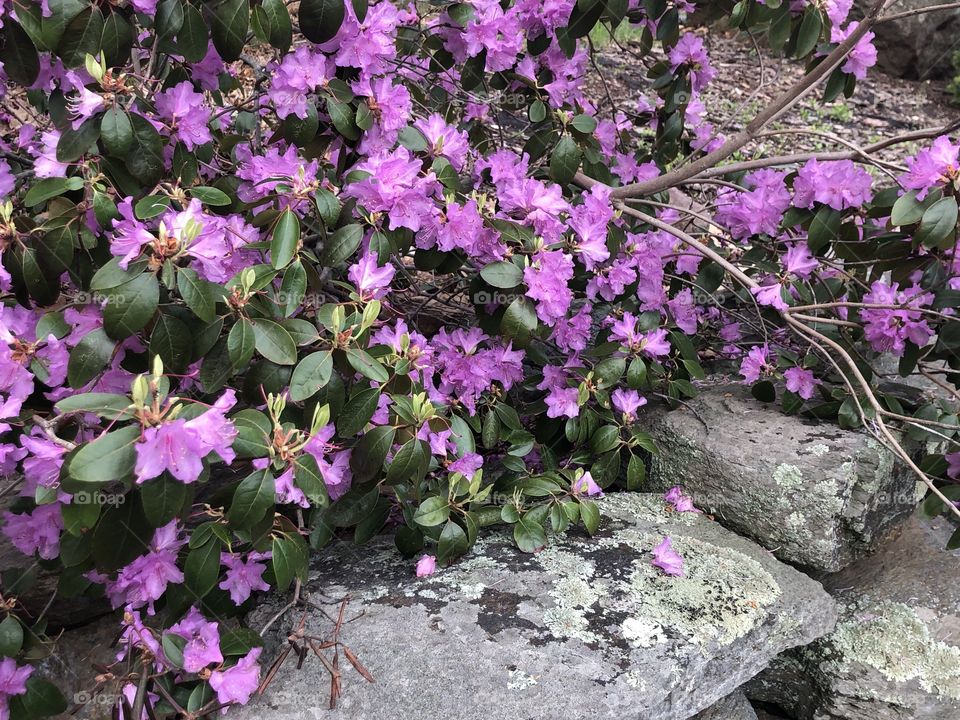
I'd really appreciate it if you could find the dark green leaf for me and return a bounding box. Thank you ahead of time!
[289,351,333,401]
[271,209,300,269]
[299,0,345,44]
[252,319,297,365]
[67,328,115,388]
[211,0,249,61]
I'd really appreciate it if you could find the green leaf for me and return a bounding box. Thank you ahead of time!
[228,318,256,369]
[252,319,297,365]
[580,499,600,535]
[500,297,537,346]
[140,475,188,527]
[125,113,165,185]
[437,519,469,563]
[100,106,134,156]
[299,0,345,44]
[323,486,379,527]
[100,10,134,67]
[0,21,40,86]
[91,495,152,570]
[69,425,140,485]
[10,677,67,718]
[162,633,187,668]
[211,0,249,61]
[414,495,450,527]
[67,328,115,388]
[184,535,222,599]
[271,209,300,269]
[189,186,232,206]
[626,453,646,490]
[0,615,23,657]
[54,392,131,418]
[177,1,208,61]
[103,272,159,339]
[228,469,276,529]
[385,439,426,484]
[514,516,547,553]
[177,267,220,322]
[321,223,363,265]
[891,190,930,227]
[58,6,104,67]
[279,260,306,317]
[272,532,308,591]
[795,7,823,58]
[345,347,389,382]
[354,496,390,544]
[56,116,100,162]
[315,187,341,226]
[261,0,292,51]
[294,454,329,505]
[90,257,148,291]
[915,197,958,250]
[349,425,395,482]
[156,0,184,39]
[151,312,192,373]
[570,114,597,133]
[337,386,380,437]
[480,261,523,289]
[327,97,360,141]
[549,135,581,184]
[23,176,84,206]
[289,351,333,401]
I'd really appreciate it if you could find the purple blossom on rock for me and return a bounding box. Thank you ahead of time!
[664,486,699,513]
[651,536,684,576]
[154,82,212,150]
[209,648,262,706]
[416,554,437,577]
[793,159,873,211]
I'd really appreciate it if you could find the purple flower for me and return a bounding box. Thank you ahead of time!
[524,251,574,325]
[714,169,791,241]
[32,129,69,178]
[860,281,934,356]
[414,114,469,172]
[104,522,185,611]
[751,282,789,312]
[135,391,237,484]
[415,554,437,577]
[219,552,271,605]
[209,648,262,706]
[668,34,716,92]
[155,82,212,150]
[784,243,818,278]
[0,658,32,714]
[739,344,776,383]
[664,486,699,513]
[571,471,603,497]
[900,136,959,201]
[348,252,395,300]
[611,388,647,421]
[1,503,62,560]
[0,160,14,198]
[830,22,877,80]
[784,367,819,400]
[651,537,684,576]
[793,159,873,211]
[169,607,223,673]
[342,147,439,232]
[569,185,613,270]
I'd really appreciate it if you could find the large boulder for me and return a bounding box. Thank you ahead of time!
[232,493,836,720]
[640,385,923,572]
[746,510,960,719]
[855,0,960,79]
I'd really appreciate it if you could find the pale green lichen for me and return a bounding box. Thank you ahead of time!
[773,464,804,489]
[621,617,665,648]
[507,669,538,690]
[536,544,602,644]
[827,601,960,700]
[600,491,699,526]
[809,443,830,457]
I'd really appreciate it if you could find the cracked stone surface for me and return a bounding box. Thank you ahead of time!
[693,690,758,720]
[746,510,960,719]
[639,384,923,572]
[231,493,836,720]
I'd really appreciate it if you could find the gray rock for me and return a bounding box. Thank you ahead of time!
[694,690,758,720]
[639,384,923,571]
[855,0,960,79]
[746,511,960,719]
[232,493,836,720]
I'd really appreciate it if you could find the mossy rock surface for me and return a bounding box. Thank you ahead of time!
[235,493,835,720]
[640,384,923,572]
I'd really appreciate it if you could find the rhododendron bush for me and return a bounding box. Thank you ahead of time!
[0,0,959,715]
